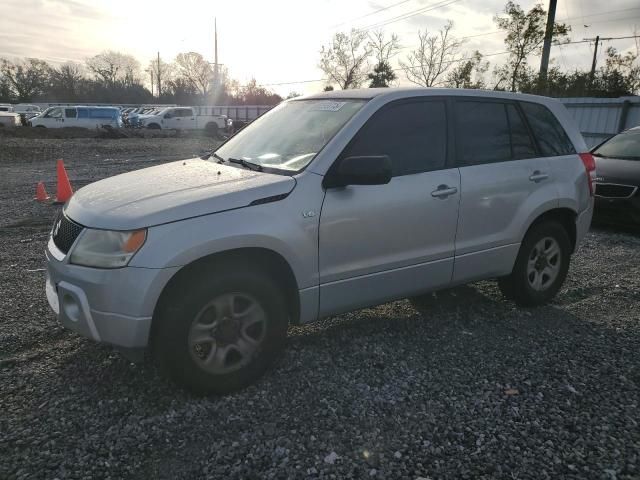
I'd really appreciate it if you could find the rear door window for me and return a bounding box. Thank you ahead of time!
[343,100,447,176]
[77,108,88,118]
[454,101,511,165]
[519,102,575,156]
[506,104,537,159]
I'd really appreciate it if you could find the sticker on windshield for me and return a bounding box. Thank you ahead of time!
[311,101,346,112]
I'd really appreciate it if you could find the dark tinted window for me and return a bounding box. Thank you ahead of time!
[507,104,536,159]
[344,100,446,176]
[520,102,575,156]
[65,108,77,118]
[77,108,88,118]
[455,101,511,165]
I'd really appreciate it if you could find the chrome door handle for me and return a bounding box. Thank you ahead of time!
[431,185,458,198]
[529,171,549,182]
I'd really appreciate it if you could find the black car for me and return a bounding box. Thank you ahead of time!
[592,126,640,224]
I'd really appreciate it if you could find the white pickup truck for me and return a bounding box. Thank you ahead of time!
[140,107,232,136]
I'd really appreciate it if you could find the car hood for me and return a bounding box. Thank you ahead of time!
[594,156,640,186]
[65,158,296,230]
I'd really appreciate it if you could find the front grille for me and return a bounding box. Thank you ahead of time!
[595,183,638,199]
[52,213,84,254]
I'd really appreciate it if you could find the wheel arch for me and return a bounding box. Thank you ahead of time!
[151,247,301,341]
[524,207,578,252]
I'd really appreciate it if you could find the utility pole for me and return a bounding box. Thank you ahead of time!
[588,35,600,79]
[212,18,219,98]
[157,51,162,98]
[539,0,558,87]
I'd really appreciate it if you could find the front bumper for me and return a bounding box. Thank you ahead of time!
[594,195,640,225]
[45,238,179,348]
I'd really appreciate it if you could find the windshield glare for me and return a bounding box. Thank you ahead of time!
[594,131,640,160]
[214,99,366,172]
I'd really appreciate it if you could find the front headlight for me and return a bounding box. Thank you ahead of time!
[69,228,147,268]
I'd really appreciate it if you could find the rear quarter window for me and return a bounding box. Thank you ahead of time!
[520,102,575,156]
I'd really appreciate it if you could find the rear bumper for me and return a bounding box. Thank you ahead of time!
[575,203,594,250]
[45,241,179,348]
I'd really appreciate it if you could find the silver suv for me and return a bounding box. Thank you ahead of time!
[45,88,595,393]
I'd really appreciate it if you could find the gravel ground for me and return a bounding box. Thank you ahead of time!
[1,135,639,479]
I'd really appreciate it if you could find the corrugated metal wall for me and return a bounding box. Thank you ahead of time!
[559,97,640,148]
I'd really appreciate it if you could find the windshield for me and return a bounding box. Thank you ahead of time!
[214,99,366,172]
[593,131,640,160]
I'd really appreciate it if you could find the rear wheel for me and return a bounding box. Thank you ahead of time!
[147,123,161,130]
[205,122,219,138]
[152,265,288,394]
[498,221,571,306]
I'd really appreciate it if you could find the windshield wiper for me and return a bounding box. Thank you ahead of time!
[227,157,263,171]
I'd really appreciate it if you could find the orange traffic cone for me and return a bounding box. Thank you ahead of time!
[55,159,73,204]
[34,181,50,202]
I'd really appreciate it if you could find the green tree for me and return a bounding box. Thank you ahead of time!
[368,62,397,88]
[446,51,488,88]
[494,1,569,92]
[367,30,400,87]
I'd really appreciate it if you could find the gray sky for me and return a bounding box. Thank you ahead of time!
[0,0,638,95]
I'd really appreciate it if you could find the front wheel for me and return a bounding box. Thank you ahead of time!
[205,122,219,138]
[152,266,288,394]
[498,221,571,307]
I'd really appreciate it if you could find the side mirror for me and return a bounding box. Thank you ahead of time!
[324,155,392,189]
[164,113,173,119]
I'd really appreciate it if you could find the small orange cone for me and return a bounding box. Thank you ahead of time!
[55,159,73,204]
[34,181,50,202]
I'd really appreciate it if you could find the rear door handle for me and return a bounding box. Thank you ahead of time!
[431,185,458,198]
[529,171,549,182]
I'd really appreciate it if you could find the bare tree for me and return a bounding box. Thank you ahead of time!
[367,30,401,88]
[494,1,569,92]
[0,58,51,101]
[319,29,372,89]
[174,52,213,96]
[86,51,141,87]
[368,30,401,65]
[400,21,464,87]
[50,62,84,99]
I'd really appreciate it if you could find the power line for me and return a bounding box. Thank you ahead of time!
[330,0,415,29]
[554,34,640,46]
[357,0,465,32]
[557,6,640,23]
[255,50,511,88]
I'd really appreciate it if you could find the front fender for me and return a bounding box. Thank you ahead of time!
[129,174,325,290]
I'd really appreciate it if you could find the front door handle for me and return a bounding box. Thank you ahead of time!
[431,185,458,198]
[529,171,549,182]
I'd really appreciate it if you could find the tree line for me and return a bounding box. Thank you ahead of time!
[0,51,283,105]
[1,1,638,105]
[319,1,640,97]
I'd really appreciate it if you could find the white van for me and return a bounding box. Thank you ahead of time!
[30,106,122,129]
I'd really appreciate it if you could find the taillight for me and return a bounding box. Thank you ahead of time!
[579,152,596,196]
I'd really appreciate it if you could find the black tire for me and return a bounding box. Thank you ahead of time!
[499,220,571,307]
[152,264,288,394]
[205,122,219,138]
[35,125,46,128]
[147,123,161,130]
